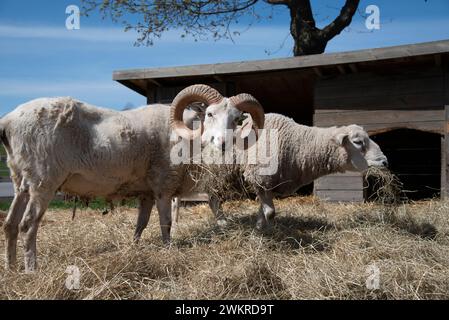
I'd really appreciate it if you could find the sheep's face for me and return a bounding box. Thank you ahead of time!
[201,99,248,151]
[335,125,388,172]
[172,85,264,153]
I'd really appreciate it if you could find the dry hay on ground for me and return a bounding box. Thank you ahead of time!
[0,197,448,300]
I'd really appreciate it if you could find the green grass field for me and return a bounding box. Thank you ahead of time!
[0,197,139,212]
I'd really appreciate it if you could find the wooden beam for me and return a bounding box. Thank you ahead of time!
[337,65,346,75]
[313,67,323,77]
[148,78,162,87]
[314,109,446,134]
[179,193,209,202]
[117,80,146,96]
[213,75,225,83]
[113,40,449,81]
[349,64,358,73]
[442,105,449,199]
[443,58,449,199]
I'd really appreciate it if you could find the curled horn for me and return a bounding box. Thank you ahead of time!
[170,84,223,140]
[229,93,265,131]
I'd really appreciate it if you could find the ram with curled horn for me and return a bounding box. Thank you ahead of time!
[170,84,265,148]
[167,84,267,226]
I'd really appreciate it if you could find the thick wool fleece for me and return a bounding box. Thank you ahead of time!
[0,97,185,201]
[243,113,349,197]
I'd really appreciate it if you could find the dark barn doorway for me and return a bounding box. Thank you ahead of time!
[368,129,442,200]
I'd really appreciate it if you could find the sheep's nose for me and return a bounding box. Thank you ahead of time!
[382,159,389,167]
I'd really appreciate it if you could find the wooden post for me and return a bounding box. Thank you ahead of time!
[442,105,449,200]
[442,58,449,200]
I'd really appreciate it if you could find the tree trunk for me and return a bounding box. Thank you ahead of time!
[289,0,360,56]
[289,2,326,56]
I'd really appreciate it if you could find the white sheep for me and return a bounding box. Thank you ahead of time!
[245,113,388,229]
[173,113,388,229]
[0,84,265,272]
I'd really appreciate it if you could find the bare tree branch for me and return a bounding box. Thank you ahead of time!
[296,0,315,28]
[322,0,360,40]
[82,0,360,55]
[265,0,289,5]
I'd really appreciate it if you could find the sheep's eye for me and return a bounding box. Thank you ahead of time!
[207,112,213,118]
[353,140,363,146]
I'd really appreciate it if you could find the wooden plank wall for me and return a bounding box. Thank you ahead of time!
[314,66,446,202]
[315,67,445,110]
[315,109,444,134]
[314,67,446,135]
[314,172,364,202]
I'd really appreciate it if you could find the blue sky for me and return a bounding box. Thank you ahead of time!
[1,0,449,116]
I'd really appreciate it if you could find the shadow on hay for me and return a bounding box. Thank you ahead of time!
[175,212,334,252]
[351,207,438,240]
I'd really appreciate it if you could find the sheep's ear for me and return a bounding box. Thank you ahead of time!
[334,132,349,145]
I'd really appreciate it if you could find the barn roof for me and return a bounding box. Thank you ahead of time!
[113,39,449,96]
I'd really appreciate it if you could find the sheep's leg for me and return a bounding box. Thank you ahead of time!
[171,197,180,225]
[133,196,154,242]
[19,192,53,273]
[156,197,172,245]
[208,195,227,227]
[4,191,29,270]
[170,197,180,237]
[256,191,275,230]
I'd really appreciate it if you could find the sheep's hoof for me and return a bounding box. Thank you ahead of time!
[24,265,37,274]
[255,219,266,231]
[5,262,17,272]
[132,236,141,244]
[161,237,171,247]
[256,219,274,232]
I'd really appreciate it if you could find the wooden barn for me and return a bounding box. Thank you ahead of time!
[113,40,449,202]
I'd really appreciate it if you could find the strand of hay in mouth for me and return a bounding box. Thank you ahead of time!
[364,167,405,205]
